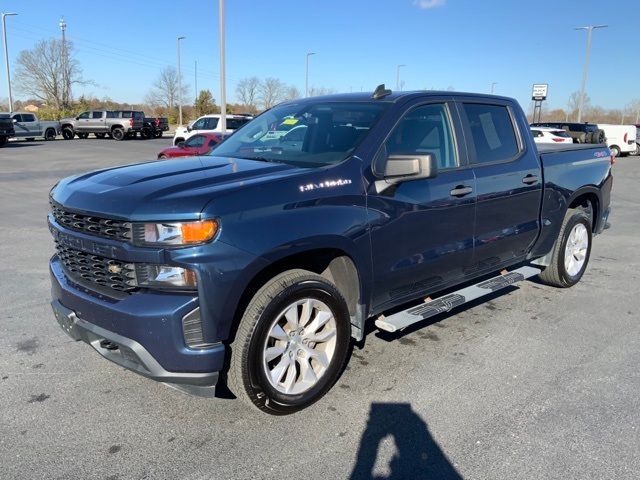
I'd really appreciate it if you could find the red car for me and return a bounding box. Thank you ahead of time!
[157,133,224,159]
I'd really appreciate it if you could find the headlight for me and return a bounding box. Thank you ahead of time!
[135,264,197,289]
[134,220,218,246]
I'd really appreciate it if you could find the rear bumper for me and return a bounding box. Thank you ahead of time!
[50,257,226,396]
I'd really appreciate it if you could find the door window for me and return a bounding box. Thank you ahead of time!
[384,103,458,170]
[91,111,103,119]
[21,114,36,122]
[12,114,23,122]
[463,104,519,164]
[77,112,90,119]
[185,135,205,147]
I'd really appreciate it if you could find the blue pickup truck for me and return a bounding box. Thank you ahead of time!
[49,87,613,414]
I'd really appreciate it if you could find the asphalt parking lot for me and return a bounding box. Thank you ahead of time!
[1,137,639,480]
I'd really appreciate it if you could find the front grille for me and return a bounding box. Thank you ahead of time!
[55,242,137,292]
[50,199,132,241]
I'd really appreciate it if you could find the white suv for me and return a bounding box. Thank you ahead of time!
[173,114,253,145]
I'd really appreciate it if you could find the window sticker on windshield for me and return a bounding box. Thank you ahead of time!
[478,112,502,150]
[282,118,298,126]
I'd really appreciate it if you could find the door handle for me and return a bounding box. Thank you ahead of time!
[450,185,473,197]
[522,174,539,185]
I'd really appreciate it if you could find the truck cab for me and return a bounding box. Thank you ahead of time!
[48,88,613,415]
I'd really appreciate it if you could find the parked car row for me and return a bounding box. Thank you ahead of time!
[530,121,638,157]
[59,110,168,141]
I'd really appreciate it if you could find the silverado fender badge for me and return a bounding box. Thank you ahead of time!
[299,179,352,192]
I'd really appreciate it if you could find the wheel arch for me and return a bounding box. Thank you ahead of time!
[567,187,601,232]
[228,247,366,345]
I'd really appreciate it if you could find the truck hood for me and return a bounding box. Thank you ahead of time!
[52,156,304,221]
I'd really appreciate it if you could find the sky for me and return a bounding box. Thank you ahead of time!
[1,0,637,111]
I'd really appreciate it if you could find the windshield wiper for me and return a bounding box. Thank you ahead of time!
[223,154,280,163]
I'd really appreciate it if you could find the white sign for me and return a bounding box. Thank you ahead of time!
[532,84,548,101]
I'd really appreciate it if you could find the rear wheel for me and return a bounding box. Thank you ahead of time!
[111,127,125,141]
[154,130,163,138]
[158,154,167,159]
[609,145,621,158]
[538,208,592,288]
[62,127,74,140]
[0,136,7,147]
[44,128,56,141]
[229,270,351,415]
[141,128,152,139]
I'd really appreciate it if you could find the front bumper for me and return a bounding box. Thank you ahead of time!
[50,258,226,396]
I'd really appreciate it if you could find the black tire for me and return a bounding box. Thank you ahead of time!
[62,127,74,140]
[609,145,621,158]
[158,154,167,159]
[76,132,89,139]
[141,128,152,140]
[154,130,163,138]
[95,133,106,139]
[0,136,7,147]
[111,127,125,141]
[44,128,56,141]
[229,269,351,415]
[596,129,606,144]
[538,208,592,288]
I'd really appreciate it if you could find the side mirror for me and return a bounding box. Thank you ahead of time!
[186,125,192,132]
[177,141,186,148]
[376,154,438,193]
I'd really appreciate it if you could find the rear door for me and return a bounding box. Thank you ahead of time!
[457,99,542,274]
[368,98,477,310]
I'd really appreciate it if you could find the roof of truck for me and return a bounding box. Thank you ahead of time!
[283,90,516,104]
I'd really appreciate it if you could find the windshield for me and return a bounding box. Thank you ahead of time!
[210,101,388,167]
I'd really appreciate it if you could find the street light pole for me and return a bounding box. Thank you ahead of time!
[194,60,198,105]
[575,25,607,123]
[491,82,498,94]
[219,0,226,133]
[176,36,185,126]
[305,52,315,97]
[59,16,68,109]
[396,64,406,91]
[2,13,17,113]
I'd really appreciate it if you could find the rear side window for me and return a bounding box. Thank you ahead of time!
[92,112,103,119]
[463,104,519,164]
[385,103,458,170]
[22,114,36,122]
[227,118,250,129]
[106,111,117,118]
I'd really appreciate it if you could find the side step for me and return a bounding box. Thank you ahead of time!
[375,265,542,333]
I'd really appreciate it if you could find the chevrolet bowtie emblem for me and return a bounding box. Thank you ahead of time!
[107,264,122,274]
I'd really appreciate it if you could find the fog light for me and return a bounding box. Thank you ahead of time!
[135,264,197,289]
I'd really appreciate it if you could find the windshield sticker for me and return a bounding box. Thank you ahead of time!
[299,179,353,192]
[282,118,299,126]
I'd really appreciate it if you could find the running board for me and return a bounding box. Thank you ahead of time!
[375,266,542,333]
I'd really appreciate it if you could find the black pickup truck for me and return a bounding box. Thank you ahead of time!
[48,87,613,414]
[0,113,15,147]
[142,115,169,139]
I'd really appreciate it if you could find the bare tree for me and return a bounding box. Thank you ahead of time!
[14,39,88,113]
[235,76,260,112]
[145,66,189,110]
[284,85,301,101]
[567,91,590,120]
[260,77,286,109]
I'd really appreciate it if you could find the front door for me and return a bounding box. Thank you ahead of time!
[368,100,476,311]
[75,111,91,132]
[457,100,542,272]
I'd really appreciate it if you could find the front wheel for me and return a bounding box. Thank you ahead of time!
[111,127,125,141]
[44,128,56,141]
[229,270,351,415]
[62,128,74,140]
[538,209,592,288]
